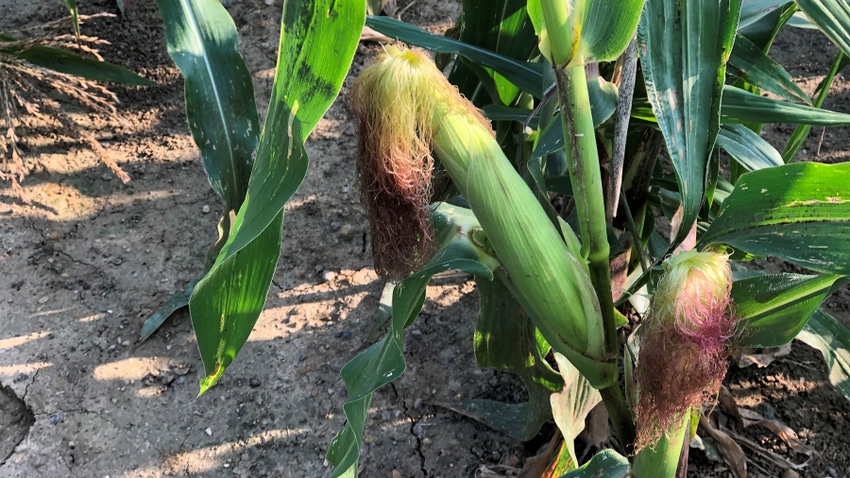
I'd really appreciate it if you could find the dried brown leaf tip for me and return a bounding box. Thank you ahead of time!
[635,250,738,451]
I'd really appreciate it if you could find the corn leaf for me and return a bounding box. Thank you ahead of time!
[450,0,538,105]
[365,15,545,98]
[728,33,810,104]
[797,309,850,401]
[155,0,259,212]
[575,0,646,63]
[701,161,850,275]
[716,124,784,172]
[144,0,261,340]
[327,204,496,478]
[733,273,847,347]
[561,449,630,478]
[2,42,154,86]
[721,84,850,124]
[57,0,80,38]
[738,0,789,29]
[433,277,560,442]
[187,0,364,393]
[550,352,603,471]
[638,0,742,247]
[796,0,850,57]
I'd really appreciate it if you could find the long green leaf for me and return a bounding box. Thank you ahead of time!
[733,273,847,347]
[435,277,560,442]
[2,42,154,86]
[450,0,538,105]
[728,33,810,104]
[188,0,364,393]
[796,0,850,57]
[365,15,545,98]
[722,84,850,125]
[638,0,742,246]
[783,51,847,162]
[701,161,850,275]
[327,204,497,477]
[155,0,259,211]
[716,123,784,172]
[797,308,850,401]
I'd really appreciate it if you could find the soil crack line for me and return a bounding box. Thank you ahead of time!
[392,383,428,477]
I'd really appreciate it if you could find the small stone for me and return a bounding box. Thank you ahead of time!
[422,437,432,445]
[68,441,75,448]
[338,224,355,242]
[202,205,210,214]
[322,270,336,282]
[159,372,175,385]
[413,397,423,409]
[204,427,212,436]
[249,378,261,388]
[38,296,49,304]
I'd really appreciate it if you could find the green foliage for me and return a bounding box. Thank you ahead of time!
[150,0,850,476]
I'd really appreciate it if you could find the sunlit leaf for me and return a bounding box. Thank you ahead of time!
[185,0,364,393]
[701,161,850,275]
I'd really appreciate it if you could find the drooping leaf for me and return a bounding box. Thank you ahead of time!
[796,0,850,57]
[716,123,783,172]
[144,0,262,339]
[139,277,199,342]
[549,352,603,470]
[638,0,742,246]
[738,0,791,29]
[186,0,364,393]
[327,204,497,478]
[701,161,850,275]
[728,33,810,104]
[1,41,154,86]
[732,273,847,347]
[436,276,560,441]
[721,84,850,125]
[797,308,850,401]
[365,15,546,98]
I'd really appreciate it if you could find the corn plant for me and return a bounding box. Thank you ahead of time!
[147,0,850,476]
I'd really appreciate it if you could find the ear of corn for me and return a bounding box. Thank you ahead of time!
[352,46,616,388]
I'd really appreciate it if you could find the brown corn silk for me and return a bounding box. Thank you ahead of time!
[350,46,490,278]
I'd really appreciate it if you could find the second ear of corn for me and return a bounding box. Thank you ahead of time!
[352,46,616,388]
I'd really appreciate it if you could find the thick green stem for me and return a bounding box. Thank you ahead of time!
[599,382,637,455]
[554,65,617,359]
[631,415,689,477]
[554,64,635,447]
